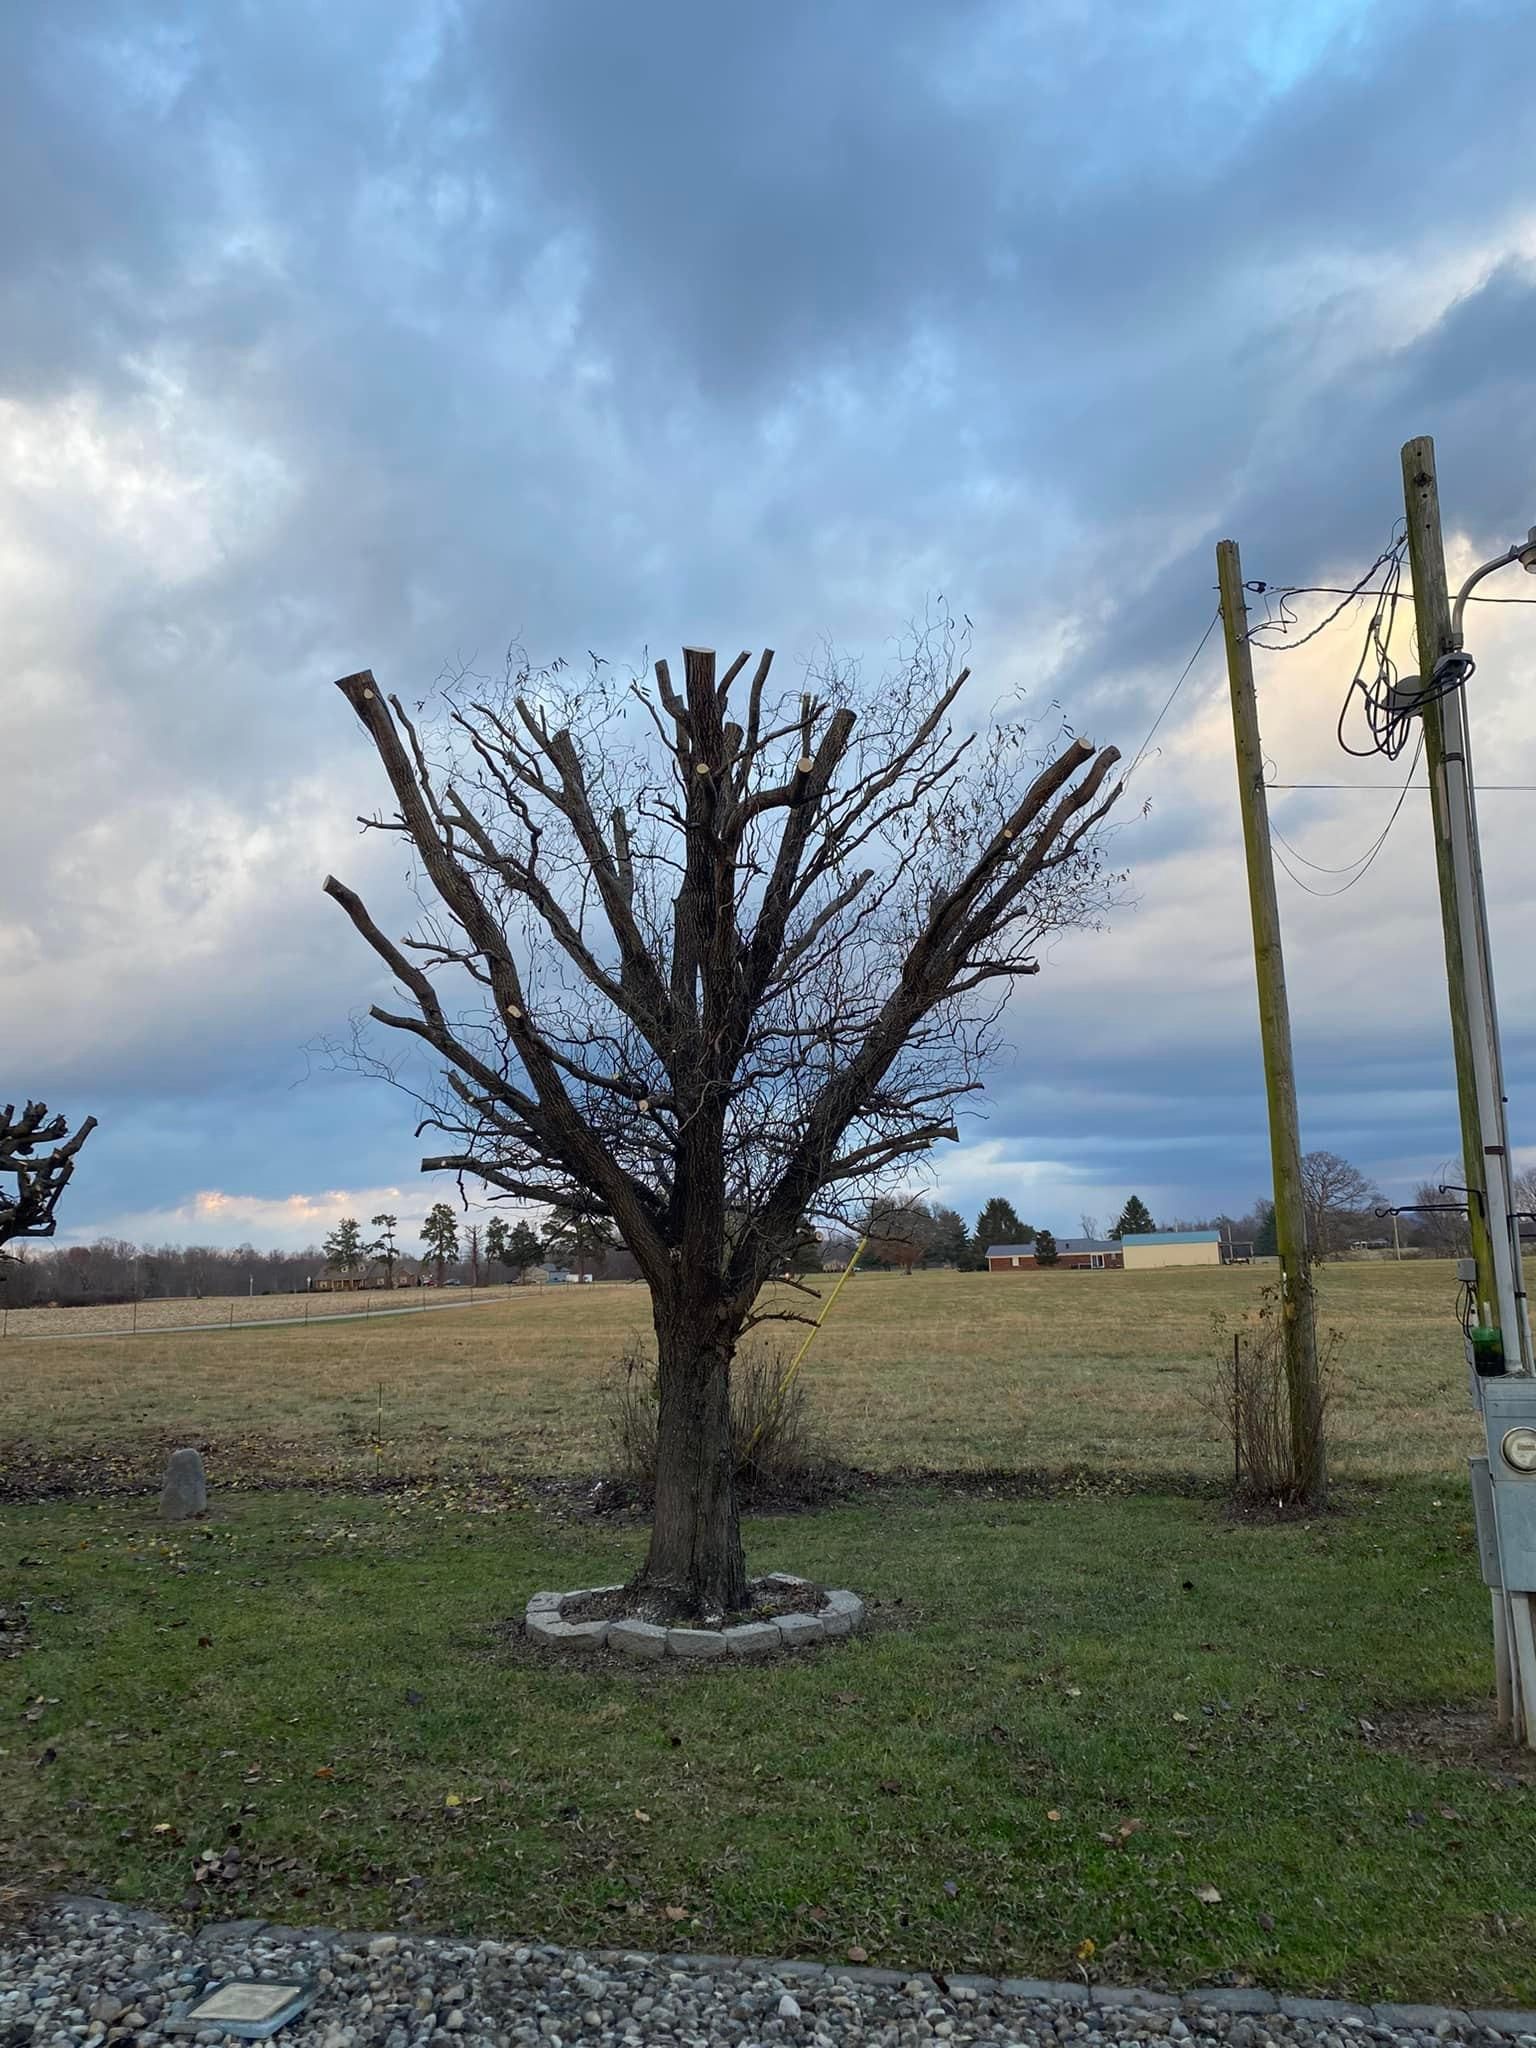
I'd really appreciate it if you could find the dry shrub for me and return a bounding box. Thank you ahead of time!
[603,1340,828,1502]
[1212,1288,1338,1507]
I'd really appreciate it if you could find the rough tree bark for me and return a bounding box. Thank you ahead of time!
[326,631,1123,1616]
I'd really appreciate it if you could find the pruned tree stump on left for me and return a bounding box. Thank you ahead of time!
[524,1575,866,1661]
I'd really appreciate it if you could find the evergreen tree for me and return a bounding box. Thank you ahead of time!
[421,1201,459,1285]
[484,1216,509,1269]
[1253,1199,1278,1258]
[974,1196,1031,1252]
[323,1216,366,1282]
[507,1219,544,1279]
[1033,1227,1060,1267]
[926,1204,970,1267]
[542,1205,616,1279]
[1109,1194,1155,1240]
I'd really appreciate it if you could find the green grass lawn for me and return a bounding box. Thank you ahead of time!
[4,1261,1528,1999]
[3,1479,1534,2003]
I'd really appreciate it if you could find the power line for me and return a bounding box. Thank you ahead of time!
[1247,581,1536,608]
[1268,732,1424,898]
[1244,534,1407,651]
[1125,609,1220,781]
[1268,780,1536,791]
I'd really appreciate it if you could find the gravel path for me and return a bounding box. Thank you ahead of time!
[3,1903,1534,2048]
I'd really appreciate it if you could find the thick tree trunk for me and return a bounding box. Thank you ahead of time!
[640,1299,747,1619]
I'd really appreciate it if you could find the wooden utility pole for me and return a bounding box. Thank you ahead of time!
[1217,539,1326,1505]
[1399,437,1523,1365]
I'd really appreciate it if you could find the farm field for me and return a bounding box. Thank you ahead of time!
[0,1260,1493,1489]
[0,1280,524,1341]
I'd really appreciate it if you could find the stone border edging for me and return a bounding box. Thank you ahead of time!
[525,1574,867,1658]
[38,1897,1536,2037]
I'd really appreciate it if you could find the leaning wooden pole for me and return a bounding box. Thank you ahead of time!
[1217,540,1326,1505]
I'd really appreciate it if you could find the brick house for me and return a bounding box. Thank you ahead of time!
[986,1237,1124,1272]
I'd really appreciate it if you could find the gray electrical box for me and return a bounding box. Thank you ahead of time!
[1480,1379,1536,1591]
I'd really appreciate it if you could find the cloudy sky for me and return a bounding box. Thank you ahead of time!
[5,0,1536,1252]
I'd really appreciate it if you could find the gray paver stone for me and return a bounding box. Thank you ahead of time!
[608,1619,668,1661]
[820,1589,866,1636]
[1094,1986,1181,2011]
[724,1621,782,1658]
[667,1628,729,1660]
[999,1980,1087,2004]
[1281,1999,1376,2024]
[1467,2016,1536,2038]
[1375,2007,1471,2029]
[777,1612,826,1648]
[526,1613,609,1650]
[1186,1989,1277,2014]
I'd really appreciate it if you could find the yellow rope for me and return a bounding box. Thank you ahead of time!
[748,1232,867,1450]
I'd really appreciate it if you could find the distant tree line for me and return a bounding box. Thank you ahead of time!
[0,1206,644,1308]
[9,1145,1517,1309]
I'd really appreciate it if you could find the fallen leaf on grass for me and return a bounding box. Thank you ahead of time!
[1117,1818,1145,1839]
[1075,1938,1096,1961]
[444,1794,462,1809]
[1256,1912,1275,1932]
[1171,1713,1189,1724]
[1045,1809,1062,1823]
[663,1906,687,1922]
[633,1809,651,1823]
[847,1946,868,1964]
[313,1766,335,1780]
[1192,1885,1222,1904]
[942,1879,958,1899]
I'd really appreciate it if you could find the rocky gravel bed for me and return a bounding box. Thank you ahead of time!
[3,1904,1535,2048]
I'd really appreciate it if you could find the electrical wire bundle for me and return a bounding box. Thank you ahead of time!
[1329,533,1477,759]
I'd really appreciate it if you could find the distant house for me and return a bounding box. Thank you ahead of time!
[1119,1228,1223,1270]
[987,1238,1123,1272]
[312,1267,367,1292]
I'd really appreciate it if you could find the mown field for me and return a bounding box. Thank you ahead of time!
[0,1261,1486,1488]
[4,1483,1533,2003]
[0,1282,522,1341]
[6,1260,1531,2001]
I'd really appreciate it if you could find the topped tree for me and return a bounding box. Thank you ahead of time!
[327,635,1123,1616]
[1110,1194,1155,1239]
[0,1101,97,1255]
